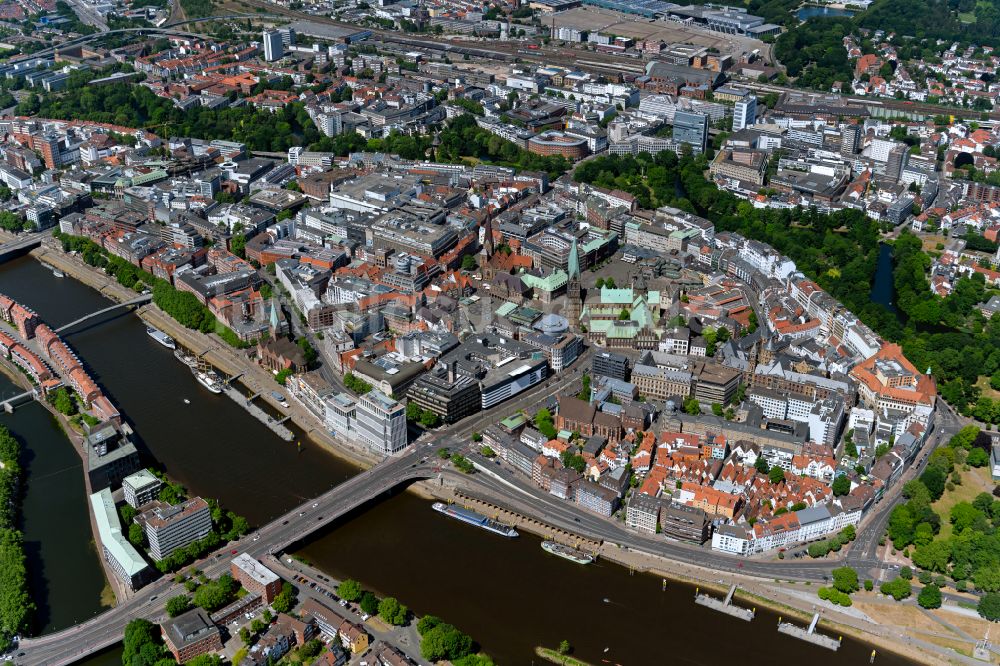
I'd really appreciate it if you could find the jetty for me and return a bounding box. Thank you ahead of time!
[777,613,841,651]
[221,383,294,441]
[694,584,755,621]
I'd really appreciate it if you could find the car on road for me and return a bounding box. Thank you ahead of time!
[282,520,289,525]
[299,512,305,516]
[231,549,237,554]
[312,503,318,508]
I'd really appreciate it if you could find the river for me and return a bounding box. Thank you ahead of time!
[1,254,913,665]
[294,491,912,666]
[0,372,106,634]
[871,243,898,313]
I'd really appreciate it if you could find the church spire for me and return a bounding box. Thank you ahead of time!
[568,238,580,279]
[481,214,494,259]
[565,238,582,327]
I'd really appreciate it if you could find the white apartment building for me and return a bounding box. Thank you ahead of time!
[732,97,757,131]
[139,497,213,561]
[355,389,407,455]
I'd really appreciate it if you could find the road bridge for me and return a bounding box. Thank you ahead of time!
[0,235,43,264]
[16,446,434,665]
[54,294,153,334]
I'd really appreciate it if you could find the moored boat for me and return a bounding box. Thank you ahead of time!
[146,326,176,349]
[174,348,198,368]
[541,540,594,565]
[195,371,223,394]
[432,502,518,537]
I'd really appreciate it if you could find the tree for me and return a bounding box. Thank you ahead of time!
[378,596,408,625]
[768,466,785,485]
[979,592,1000,621]
[558,640,572,655]
[123,618,166,665]
[406,401,422,422]
[534,408,556,439]
[338,579,362,602]
[420,623,474,662]
[158,481,186,505]
[193,574,237,612]
[832,475,851,496]
[880,577,912,601]
[417,615,442,635]
[229,233,247,259]
[920,467,946,501]
[480,445,496,458]
[968,447,990,467]
[974,567,1000,593]
[419,409,441,429]
[461,254,478,271]
[754,457,769,473]
[128,523,145,547]
[50,388,77,415]
[271,582,296,613]
[832,566,859,594]
[274,368,292,386]
[298,639,323,659]
[918,584,942,609]
[948,425,979,449]
[683,397,701,415]
[950,502,984,533]
[120,504,137,525]
[343,373,373,395]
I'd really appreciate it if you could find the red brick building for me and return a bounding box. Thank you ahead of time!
[161,608,223,663]
[230,553,282,604]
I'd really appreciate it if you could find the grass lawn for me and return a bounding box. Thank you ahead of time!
[920,235,948,252]
[958,11,976,22]
[853,598,956,637]
[974,376,1000,401]
[930,465,993,541]
[940,606,995,638]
